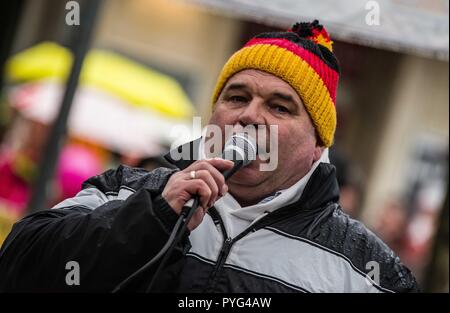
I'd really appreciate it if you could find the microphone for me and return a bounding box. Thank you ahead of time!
[183,133,257,210]
[221,132,258,179]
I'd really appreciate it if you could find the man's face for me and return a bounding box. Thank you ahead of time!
[208,69,323,206]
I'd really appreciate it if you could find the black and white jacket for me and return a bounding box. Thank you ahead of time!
[0,143,420,293]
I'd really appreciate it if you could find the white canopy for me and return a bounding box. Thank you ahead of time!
[189,0,449,61]
[8,81,195,157]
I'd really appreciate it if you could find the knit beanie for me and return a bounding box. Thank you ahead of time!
[211,20,340,147]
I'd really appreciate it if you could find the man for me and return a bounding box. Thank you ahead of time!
[0,20,419,292]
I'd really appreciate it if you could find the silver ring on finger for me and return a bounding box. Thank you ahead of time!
[189,170,196,180]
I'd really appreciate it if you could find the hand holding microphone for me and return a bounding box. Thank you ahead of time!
[162,158,233,231]
[162,133,257,231]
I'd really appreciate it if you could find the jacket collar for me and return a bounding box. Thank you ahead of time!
[163,138,340,212]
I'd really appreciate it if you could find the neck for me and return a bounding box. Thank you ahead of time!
[227,165,313,207]
[230,192,264,207]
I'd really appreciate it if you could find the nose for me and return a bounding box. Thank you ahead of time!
[238,98,265,127]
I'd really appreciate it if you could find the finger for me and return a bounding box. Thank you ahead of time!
[186,160,231,194]
[193,170,219,207]
[205,158,235,172]
[182,179,212,210]
[188,165,225,197]
[187,206,206,231]
[187,158,234,174]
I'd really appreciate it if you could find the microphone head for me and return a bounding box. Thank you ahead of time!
[222,133,257,166]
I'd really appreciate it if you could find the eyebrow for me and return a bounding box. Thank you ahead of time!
[224,84,295,101]
[223,83,248,93]
[272,92,296,103]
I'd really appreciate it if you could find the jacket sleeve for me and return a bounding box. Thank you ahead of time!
[0,166,189,292]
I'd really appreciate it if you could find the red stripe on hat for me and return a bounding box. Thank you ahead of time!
[245,38,338,103]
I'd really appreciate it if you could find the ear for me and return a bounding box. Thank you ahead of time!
[312,145,324,163]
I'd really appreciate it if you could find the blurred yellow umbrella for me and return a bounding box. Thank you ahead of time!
[6,42,194,119]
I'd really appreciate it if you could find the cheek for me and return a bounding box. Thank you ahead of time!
[210,104,235,125]
[276,124,316,159]
[208,106,240,145]
[276,125,306,150]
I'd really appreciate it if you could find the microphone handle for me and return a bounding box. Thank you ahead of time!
[222,159,244,180]
[181,196,199,215]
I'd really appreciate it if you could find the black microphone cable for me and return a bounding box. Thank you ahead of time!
[111,196,199,293]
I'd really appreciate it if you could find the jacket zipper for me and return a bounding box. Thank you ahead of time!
[204,205,302,291]
[216,237,232,271]
[204,208,232,292]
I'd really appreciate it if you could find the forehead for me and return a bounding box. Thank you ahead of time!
[223,69,300,98]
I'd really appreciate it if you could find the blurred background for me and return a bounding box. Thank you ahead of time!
[0,0,448,292]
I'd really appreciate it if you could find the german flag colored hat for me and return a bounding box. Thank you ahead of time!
[212,20,340,147]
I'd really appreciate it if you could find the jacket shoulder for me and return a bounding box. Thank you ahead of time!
[314,206,420,292]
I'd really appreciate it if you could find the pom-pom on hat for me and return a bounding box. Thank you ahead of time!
[212,20,340,147]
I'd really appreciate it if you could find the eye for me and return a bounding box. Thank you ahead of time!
[229,95,248,103]
[272,105,290,114]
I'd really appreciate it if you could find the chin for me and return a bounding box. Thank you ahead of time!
[228,165,265,186]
